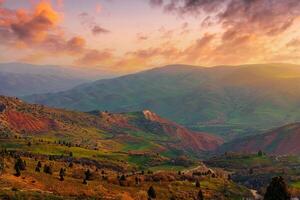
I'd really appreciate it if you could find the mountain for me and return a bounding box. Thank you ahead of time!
[219,123,300,155]
[25,63,300,139]
[0,96,222,157]
[0,62,118,96]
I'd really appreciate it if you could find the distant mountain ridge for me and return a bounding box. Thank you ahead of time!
[25,63,300,139]
[0,62,118,96]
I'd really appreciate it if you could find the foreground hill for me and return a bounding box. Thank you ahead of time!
[0,96,222,160]
[219,123,300,155]
[25,63,300,138]
[0,63,117,96]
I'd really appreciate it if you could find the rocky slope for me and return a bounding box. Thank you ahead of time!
[0,96,222,156]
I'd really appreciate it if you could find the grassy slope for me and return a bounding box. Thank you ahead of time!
[25,64,300,139]
[0,156,252,200]
[0,96,222,170]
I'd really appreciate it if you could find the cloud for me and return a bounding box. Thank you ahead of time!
[150,0,300,37]
[78,12,110,36]
[0,2,111,66]
[10,2,60,43]
[92,25,110,35]
[76,49,113,66]
[0,1,61,46]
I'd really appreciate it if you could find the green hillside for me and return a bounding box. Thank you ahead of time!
[25,63,300,139]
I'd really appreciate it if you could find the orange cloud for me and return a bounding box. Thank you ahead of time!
[10,2,60,43]
[76,49,113,66]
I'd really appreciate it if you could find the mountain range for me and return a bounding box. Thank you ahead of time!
[25,63,300,139]
[0,63,117,96]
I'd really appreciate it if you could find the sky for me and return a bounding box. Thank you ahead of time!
[1,0,300,73]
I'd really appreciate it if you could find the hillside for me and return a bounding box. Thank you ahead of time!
[0,63,117,96]
[0,96,222,161]
[25,63,300,139]
[219,123,300,155]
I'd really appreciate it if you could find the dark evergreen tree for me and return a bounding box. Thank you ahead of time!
[197,189,204,200]
[15,165,21,177]
[196,180,200,188]
[35,165,40,172]
[148,186,156,199]
[59,168,65,181]
[264,176,290,200]
[84,169,92,180]
[43,164,53,175]
[15,158,26,171]
[119,174,126,181]
[37,161,42,168]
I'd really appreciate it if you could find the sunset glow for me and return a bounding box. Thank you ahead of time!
[1,0,300,73]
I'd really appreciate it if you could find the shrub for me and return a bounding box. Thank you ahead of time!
[148,186,156,199]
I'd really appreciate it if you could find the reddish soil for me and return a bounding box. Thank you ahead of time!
[5,110,57,134]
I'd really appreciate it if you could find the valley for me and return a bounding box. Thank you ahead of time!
[1,95,300,199]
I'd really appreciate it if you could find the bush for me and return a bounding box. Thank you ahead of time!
[264,176,290,200]
[148,186,156,199]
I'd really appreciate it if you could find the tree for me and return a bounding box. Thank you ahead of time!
[120,174,126,181]
[14,157,25,176]
[197,189,204,200]
[59,168,65,181]
[196,180,200,188]
[258,150,263,157]
[35,165,40,172]
[264,176,290,200]
[84,169,92,181]
[148,186,156,199]
[43,165,53,175]
[15,165,21,177]
[37,161,42,168]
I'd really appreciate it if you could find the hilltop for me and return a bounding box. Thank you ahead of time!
[0,96,222,168]
[25,63,300,139]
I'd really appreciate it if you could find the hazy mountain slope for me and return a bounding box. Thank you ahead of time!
[0,62,119,96]
[0,96,222,156]
[0,71,86,96]
[219,123,300,155]
[25,63,300,138]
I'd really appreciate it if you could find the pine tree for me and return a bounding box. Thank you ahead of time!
[197,189,204,200]
[15,158,26,171]
[37,161,42,168]
[59,168,65,181]
[196,180,201,188]
[84,169,92,180]
[264,176,290,200]
[15,165,21,177]
[148,186,156,199]
[35,165,40,172]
